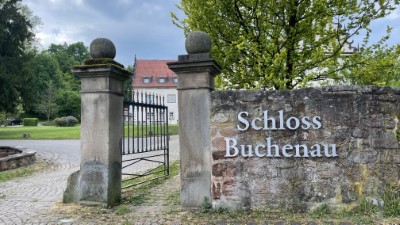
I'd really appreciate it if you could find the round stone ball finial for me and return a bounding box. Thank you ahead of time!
[90,38,116,59]
[185,31,211,54]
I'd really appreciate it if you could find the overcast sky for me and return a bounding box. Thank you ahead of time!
[23,0,399,67]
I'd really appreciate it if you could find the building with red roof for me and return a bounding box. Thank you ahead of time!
[132,59,178,124]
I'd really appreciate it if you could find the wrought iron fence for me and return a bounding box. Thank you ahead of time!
[122,91,169,189]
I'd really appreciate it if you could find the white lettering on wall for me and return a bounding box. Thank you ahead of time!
[225,137,337,158]
[224,110,337,158]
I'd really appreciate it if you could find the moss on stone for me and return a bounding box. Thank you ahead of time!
[83,58,124,69]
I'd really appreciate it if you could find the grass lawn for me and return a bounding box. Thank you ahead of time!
[0,126,81,139]
[0,124,179,140]
[124,124,178,137]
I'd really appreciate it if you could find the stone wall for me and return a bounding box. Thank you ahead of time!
[210,85,400,212]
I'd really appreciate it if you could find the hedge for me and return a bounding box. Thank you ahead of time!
[23,118,39,126]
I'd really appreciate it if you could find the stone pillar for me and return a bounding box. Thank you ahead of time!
[168,31,221,209]
[63,38,130,206]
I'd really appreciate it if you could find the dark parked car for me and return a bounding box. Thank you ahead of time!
[7,118,22,126]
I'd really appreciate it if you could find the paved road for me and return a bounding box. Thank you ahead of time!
[0,136,179,224]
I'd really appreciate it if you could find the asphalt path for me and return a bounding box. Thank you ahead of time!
[0,136,179,166]
[0,139,81,164]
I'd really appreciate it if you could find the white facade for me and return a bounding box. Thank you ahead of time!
[133,87,179,124]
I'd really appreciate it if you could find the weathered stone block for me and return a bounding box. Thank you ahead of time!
[371,129,398,149]
[212,161,237,177]
[212,137,226,151]
[212,113,230,123]
[221,127,239,137]
[348,151,378,164]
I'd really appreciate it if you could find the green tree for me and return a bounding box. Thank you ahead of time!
[344,43,400,86]
[45,42,89,118]
[56,89,80,119]
[172,0,399,90]
[35,81,59,121]
[25,52,63,112]
[47,42,89,74]
[47,42,89,92]
[0,0,35,113]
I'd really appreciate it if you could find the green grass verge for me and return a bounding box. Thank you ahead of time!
[0,124,179,140]
[0,161,50,183]
[0,126,81,139]
[123,124,178,137]
[122,160,180,206]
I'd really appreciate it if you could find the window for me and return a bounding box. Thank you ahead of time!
[142,77,152,84]
[146,95,154,103]
[157,77,168,84]
[167,94,176,103]
[169,112,175,121]
[172,77,178,84]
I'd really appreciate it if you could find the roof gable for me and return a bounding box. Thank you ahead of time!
[133,59,177,88]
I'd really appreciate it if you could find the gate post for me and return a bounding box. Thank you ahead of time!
[63,38,130,206]
[168,31,221,208]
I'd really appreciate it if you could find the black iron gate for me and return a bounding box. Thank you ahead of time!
[122,91,169,189]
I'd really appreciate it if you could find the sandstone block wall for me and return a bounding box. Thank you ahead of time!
[210,86,400,212]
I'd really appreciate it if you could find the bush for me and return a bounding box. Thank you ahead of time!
[54,116,79,127]
[23,118,39,126]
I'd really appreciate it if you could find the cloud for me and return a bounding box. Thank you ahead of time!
[23,0,185,66]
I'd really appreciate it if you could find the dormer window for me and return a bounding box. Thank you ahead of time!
[142,77,152,84]
[157,77,168,84]
[172,77,178,84]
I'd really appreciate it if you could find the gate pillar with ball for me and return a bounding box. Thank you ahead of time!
[63,38,130,206]
[168,31,221,209]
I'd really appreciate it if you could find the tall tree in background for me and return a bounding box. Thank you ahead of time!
[172,0,399,90]
[35,81,59,121]
[27,42,90,119]
[0,0,35,113]
[46,42,89,119]
[47,42,89,74]
[24,52,63,112]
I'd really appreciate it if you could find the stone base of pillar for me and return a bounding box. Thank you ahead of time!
[63,160,121,206]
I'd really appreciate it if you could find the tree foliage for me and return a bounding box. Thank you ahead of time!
[35,81,59,121]
[26,42,89,119]
[344,43,400,86]
[0,0,35,112]
[24,52,63,111]
[47,42,89,74]
[172,0,399,90]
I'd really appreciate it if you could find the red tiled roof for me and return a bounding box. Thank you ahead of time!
[133,59,177,88]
